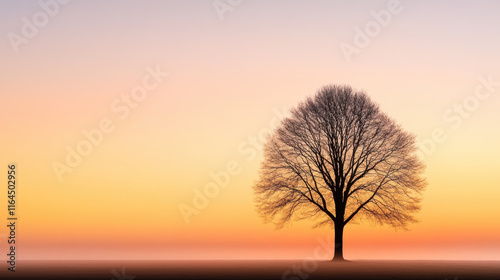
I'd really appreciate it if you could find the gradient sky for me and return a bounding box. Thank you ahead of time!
[1,0,500,261]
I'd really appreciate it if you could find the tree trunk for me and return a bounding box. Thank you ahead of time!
[332,222,345,261]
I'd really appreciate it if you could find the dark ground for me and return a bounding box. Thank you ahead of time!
[0,260,499,280]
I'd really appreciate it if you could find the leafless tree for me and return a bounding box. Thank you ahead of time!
[254,85,426,261]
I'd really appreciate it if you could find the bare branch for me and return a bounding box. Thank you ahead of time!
[253,84,426,232]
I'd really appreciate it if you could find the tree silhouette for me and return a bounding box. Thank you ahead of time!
[254,85,426,261]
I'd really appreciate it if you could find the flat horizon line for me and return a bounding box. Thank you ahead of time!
[16,259,500,262]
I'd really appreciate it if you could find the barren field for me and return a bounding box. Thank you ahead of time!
[1,260,499,279]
